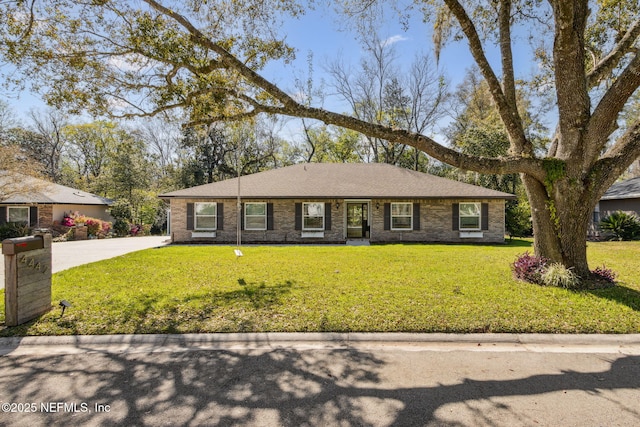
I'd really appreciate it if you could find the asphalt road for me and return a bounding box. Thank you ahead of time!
[1,334,639,426]
[1,236,169,289]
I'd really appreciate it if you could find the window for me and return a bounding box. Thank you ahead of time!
[303,202,324,230]
[391,203,412,230]
[245,202,267,230]
[8,206,29,224]
[459,202,481,230]
[194,202,217,230]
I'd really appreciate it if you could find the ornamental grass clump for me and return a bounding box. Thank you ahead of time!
[541,263,580,289]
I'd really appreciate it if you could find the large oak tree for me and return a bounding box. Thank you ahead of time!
[2,0,640,283]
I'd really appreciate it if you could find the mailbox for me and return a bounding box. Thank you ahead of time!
[3,233,52,326]
[3,235,45,254]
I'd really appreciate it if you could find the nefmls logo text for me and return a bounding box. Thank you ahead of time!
[41,402,89,413]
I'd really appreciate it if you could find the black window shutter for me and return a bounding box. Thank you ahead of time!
[217,203,224,230]
[0,206,6,225]
[267,203,274,230]
[413,203,421,231]
[452,203,459,231]
[30,206,38,227]
[294,203,302,230]
[186,203,194,230]
[324,202,332,231]
[383,203,391,230]
[240,203,245,230]
[481,203,489,230]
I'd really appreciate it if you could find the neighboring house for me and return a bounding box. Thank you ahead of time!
[160,163,515,244]
[0,174,114,228]
[598,176,640,220]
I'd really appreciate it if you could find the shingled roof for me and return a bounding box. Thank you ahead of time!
[1,173,113,205]
[601,176,640,200]
[160,163,515,200]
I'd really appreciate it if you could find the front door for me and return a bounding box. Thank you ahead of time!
[346,202,369,239]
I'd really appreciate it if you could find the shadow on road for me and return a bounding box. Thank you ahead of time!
[1,345,639,426]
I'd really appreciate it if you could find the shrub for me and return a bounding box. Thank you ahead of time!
[591,265,617,284]
[61,214,75,227]
[129,224,151,236]
[541,263,580,289]
[85,218,112,238]
[505,199,533,238]
[599,211,640,241]
[0,222,31,240]
[109,199,132,222]
[512,252,548,284]
[113,218,130,237]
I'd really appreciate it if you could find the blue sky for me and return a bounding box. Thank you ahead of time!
[258,5,540,141]
[0,3,539,141]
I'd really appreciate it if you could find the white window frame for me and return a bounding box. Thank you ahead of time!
[459,202,481,231]
[244,202,267,231]
[303,202,325,231]
[391,202,413,230]
[8,206,29,224]
[194,202,217,231]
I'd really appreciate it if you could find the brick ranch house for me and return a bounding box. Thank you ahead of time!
[160,163,515,244]
[0,174,113,228]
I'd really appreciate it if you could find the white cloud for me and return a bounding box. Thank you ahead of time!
[380,35,409,48]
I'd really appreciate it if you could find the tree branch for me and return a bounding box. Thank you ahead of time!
[586,52,640,164]
[499,0,518,117]
[548,0,590,159]
[287,104,546,181]
[142,0,545,181]
[587,18,640,88]
[143,0,294,109]
[443,0,530,155]
[592,119,640,199]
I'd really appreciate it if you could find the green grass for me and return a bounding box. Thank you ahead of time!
[2,240,640,336]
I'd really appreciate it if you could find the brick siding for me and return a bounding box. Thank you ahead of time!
[170,198,506,244]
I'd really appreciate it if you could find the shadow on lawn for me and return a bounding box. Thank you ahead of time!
[1,344,639,426]
[233,278,295,309]
[588,283,640,312]
[0,279,296,336]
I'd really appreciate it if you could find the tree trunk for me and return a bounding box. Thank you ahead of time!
[522,174,592,281]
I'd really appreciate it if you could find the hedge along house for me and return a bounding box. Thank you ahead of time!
[160,163,515,245]
[0,174,114,229]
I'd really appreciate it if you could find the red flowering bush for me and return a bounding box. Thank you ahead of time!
[61,214,75,227]
[62,211,112,238]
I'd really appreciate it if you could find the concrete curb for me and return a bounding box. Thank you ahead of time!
[2,333,640,355]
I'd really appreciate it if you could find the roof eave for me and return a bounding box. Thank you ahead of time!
[159,194,515,200]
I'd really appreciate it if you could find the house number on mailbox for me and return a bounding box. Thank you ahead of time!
[18,253,49,274]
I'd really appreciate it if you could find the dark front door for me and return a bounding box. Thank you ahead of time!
[347,203,369,238]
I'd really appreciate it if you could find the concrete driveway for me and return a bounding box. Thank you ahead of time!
[1,236,170,289]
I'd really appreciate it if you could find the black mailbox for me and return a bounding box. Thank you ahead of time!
[2,235,45,255]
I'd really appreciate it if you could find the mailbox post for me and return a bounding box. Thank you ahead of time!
[3,233,52,326]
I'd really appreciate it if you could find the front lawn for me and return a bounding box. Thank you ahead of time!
[1,240,639,336]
